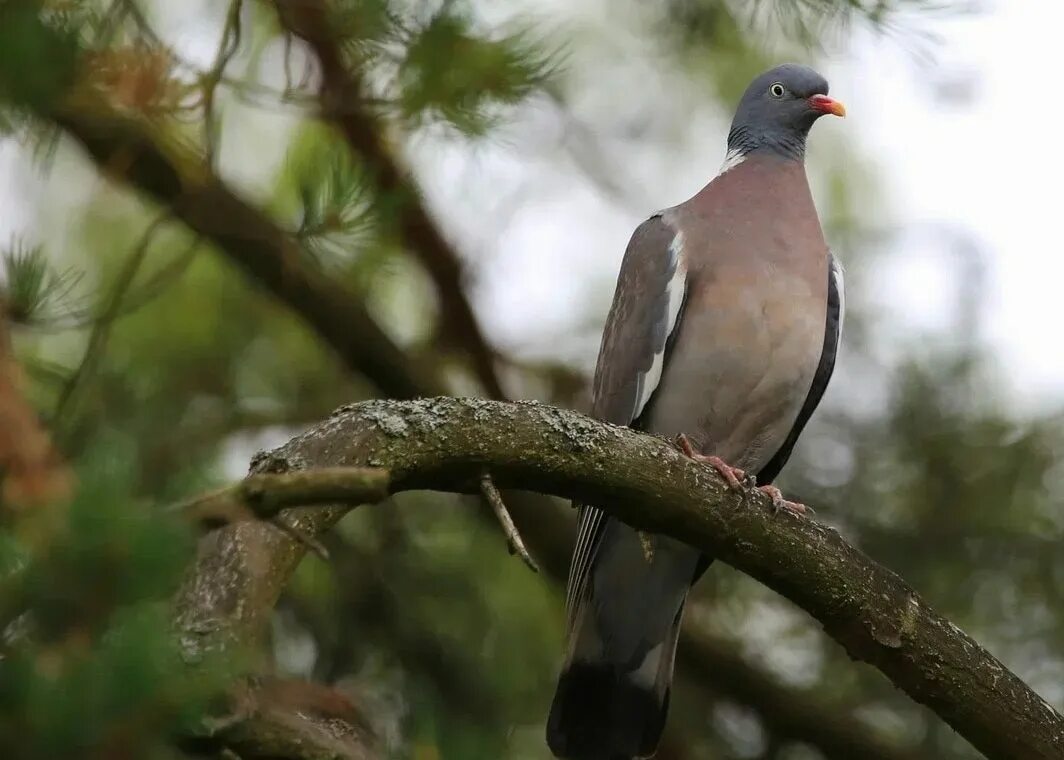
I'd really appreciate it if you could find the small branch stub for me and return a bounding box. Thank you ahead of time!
[480,471,539,573]
[175,466,391,527]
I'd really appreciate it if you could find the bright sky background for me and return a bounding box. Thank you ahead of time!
[2,0,1062,408]
[835,1,1064,405]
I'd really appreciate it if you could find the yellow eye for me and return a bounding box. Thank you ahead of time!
[769,83,785,98]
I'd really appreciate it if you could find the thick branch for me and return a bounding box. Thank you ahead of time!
[175,398,1064,760]
[272,0,505,399]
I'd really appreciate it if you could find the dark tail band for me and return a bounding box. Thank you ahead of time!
[546,662,669,760]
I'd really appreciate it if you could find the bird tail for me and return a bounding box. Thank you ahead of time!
[546,600,685,759]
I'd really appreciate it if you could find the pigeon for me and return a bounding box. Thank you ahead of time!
[547,63,846,760]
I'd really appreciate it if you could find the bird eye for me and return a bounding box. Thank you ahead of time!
[769,83,786,98]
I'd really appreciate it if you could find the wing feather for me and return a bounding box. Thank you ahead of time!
[566,215,688,622]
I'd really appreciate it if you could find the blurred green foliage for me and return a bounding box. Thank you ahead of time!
[396,11,555,135]
[0,1,79,112]
[0,435,225,760]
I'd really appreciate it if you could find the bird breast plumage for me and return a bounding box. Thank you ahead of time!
[646,260,826,473]
[647,162,829,474]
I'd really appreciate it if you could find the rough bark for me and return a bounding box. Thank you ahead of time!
[174,398,1064,760]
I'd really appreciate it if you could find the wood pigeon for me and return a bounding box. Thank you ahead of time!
[546,64,846,760]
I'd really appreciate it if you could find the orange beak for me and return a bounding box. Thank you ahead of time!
[808,94,846,117]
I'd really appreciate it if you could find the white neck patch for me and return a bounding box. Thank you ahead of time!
[718,148,746,175]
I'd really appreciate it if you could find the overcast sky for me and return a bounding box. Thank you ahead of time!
[835,1,1064,404]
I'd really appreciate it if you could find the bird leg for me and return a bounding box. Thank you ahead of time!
[757,485,812,517]
[675,433,746,491]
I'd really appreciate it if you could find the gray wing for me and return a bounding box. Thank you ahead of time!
[755,253,845,484]
[566,214,688,621]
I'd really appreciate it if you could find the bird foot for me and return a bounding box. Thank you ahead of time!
[758,485,812,517]
[675,434,747,491]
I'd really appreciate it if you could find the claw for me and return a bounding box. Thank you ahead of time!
[675,434,746,491]
[706,455,746,491]
[758,485,811,517]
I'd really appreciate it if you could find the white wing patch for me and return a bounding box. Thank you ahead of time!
[632,231,688,421]
[830,254,845,337]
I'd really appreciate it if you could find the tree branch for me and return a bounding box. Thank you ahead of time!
[176,466,389,526]
[271,0,506,399]
[174,398,1064,760]
[4,0,446,399]
[192,677,378,760]
[181,472,904,760]
[46,102,438,399]
[479,471,539,572]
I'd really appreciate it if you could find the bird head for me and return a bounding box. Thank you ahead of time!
[727,64,845,160]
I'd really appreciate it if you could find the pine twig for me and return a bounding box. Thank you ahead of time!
[201,0,244,164]
[480,470,538,572]
[52,213,174,437]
